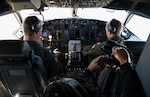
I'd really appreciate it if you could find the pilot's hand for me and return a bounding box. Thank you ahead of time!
[87,55,109,72]
[53,48,61,55]
[112,46,131,65]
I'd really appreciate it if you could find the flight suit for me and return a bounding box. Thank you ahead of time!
[27,41,64,79]
[82,36,125,97]
[82,36,124,64]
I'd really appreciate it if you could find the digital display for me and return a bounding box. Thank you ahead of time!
[84,30,95,40]
[52,30,63,40]
[82,30,95,40]
[70,30,80,39]
[42,31,49,37]
[64,30,69,35]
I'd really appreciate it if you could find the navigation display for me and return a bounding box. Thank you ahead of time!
[52,30,63,40]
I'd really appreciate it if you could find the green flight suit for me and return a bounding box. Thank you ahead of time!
[82,36,124,64]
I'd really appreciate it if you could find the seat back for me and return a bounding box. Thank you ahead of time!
[0,40,48,97]
[124,41,146,65]
[136,35,150,97]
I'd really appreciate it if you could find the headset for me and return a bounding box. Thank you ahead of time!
[45,78,89,97]
[31,16,41,32]
[107,19,117,33]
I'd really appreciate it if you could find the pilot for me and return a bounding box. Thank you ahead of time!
[82,18,126,97]
[82,18,124,64]
[84,46,145,97]
[22,16,64,79]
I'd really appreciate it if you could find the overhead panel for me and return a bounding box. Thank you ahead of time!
[45,0,113,8]
[10,0,41,10]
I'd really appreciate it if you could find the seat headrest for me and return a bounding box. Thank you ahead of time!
[0,40,32,58]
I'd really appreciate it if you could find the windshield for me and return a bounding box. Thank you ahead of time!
[0,7,149,41]
[19,8,128,22]
[0,13,21,39]
[126,15,150,41]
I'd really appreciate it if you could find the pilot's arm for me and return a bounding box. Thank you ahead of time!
[112,47,144,97]
[87,55,108,72]
[85,47,144,97]
[82,42,104,56]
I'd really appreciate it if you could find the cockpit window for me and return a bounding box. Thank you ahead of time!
[19,8,128,23]
[0,13,20,40]
[19,8,72,21]
[77,8,128,22]
[126,14,150,41]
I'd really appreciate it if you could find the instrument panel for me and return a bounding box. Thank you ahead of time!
[42,18,107,71]
[42,18,106,49]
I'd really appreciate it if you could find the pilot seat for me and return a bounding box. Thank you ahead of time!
[0,40,49,97]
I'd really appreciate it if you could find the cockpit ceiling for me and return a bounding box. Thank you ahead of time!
[43,0,150,18]
[1,0,150,18]
[44,0,113,7]
[105,0,150,19]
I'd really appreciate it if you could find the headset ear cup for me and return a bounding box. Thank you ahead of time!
[31,25,35,31]
[107,19,117,33]
[112,26,116,33]
[31,20,41,32]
